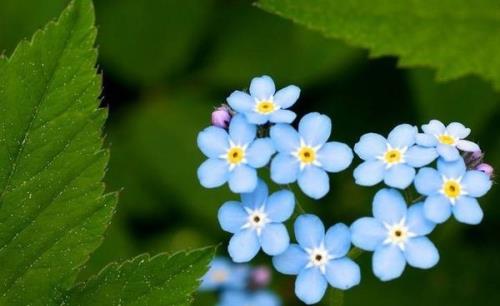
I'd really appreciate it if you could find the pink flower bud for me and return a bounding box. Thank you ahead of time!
[250,266,271,288]
[464,150,484,169]
[476,163,494,178]
[211,106,231,129]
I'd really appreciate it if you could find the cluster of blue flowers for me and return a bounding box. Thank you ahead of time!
[197,76,494,305]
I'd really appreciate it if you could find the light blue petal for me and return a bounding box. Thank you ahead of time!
[446,122,470,139]
[298,112,332,147]
[462,170,492,197]
[424,194,452,224]
[324,223,351,259]
[405,146,438,167]
[350,217,386,251]
[270,124,300,153]
[388,124,417,148]
[373,188,407,224]
[270,153,300,184]
[294,214,325,249]
[250,75,276,100]
[354,133,387,160]
[200,257,231,290]
[241,179,268,210]
[245,112,269,125]
[298,166,329,199]
[437,158,466,178]
[260,223,290,256]
[197,159,228,188]
[219,290,247,306]
[197,126,229,158]
[414,167,442,196]
[229,114,257,145]
[456,139,480,152]
[229,165,257,193]
[266,190,295,222]
[226,90,254,113]
[246,137,275,168]
[353,160,385,186]
[383,164,416,189]
[218,201,247,234]
[453,196,484,225]
[437,143,460,161]
[295,268,328,305]
[273,85,300,108]
[416,133,438,147]
[372,244,406,281]
[404,237,439,269]
[406,203,436,236]
[422,120,445,135]
[228,265,251,290]
[317,142,353,173]
[272,244,308,275]
[325,258,361,290]
[228,229,260,263]
[253,291,281,306]
[269,109,296,123]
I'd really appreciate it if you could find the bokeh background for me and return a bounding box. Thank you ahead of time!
[1,0,499,305]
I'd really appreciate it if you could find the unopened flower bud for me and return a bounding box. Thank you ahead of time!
[250,266,271,288]
[211,106,232,129]
[464,150,484,169]
[476,163,494,179]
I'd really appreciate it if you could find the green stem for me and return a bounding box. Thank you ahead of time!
[328,287,344,306]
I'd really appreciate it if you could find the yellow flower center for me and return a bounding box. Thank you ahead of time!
[227,147,245,165]
[443,180,461,198]
[211,270,228,283]
[438,134,456,145]
[298,147,316,164]
[384,149,402,164]
[256,100,276,114]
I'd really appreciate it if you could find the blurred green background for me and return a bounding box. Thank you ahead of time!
[1,0,499,305]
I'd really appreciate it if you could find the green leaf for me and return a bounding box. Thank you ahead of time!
[65,247,215,306]
[0,0,115,304]
[257,0,500,90]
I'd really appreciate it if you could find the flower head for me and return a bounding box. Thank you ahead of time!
[417,120,480,161]
[218,290,281,306]
[353,124,437,189]
[218,180,295,263]
[250,266,272,288]
[227,75,300,125]
[200,257,250,291]
[212,105,232,128]
[197,114,275,193]
[350,189,439,281]
[414,158,492,224]
[270,112,353,199]
[273,214,360,305]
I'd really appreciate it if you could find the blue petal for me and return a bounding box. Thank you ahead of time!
[295,268,328,305]
[253,291,281,306]
[317,142,353,173]
[200,257,231,290]
[405,146,438,167]
[269,109,296,123]
[388,124,417,148]
[453,196,483,225]
[197,159,228,188]
[241,179,268,210]
[325,258,361,290]
[219,290,247,306]
[197,126,229,158]
[228,229,260,263]
[273,85,300,108]
[324,223,351,259]
[373,188,407,224]
[446,122,470,139]
[404,237,439,269]
[246,138,275,168]
[272,244,308,275]
[416,133,438,147]
[298,166,329,199]
[294,214,325,249]
[250,75,276,100]
[406,203,436,236]
[245,112,269,125]
[383,164,416,189]
[423,194,452,224]
[270,153,300,184]
[227,90,254,113]
[228,265,251,290]
[229,114,257,145]
[422,120,445,135]
[229,165,257,193]
[437,143,460,161]
[260,223,290,256]
[372,244,406,281]
[353,160,385,186]
[462,170,492,197]
[456,139,480,152]
[354,133,387,160]
[414,168,442,196]
[218,201,247,234]
[437,158,466,178]
[270,124,300,153]
[350,217,386,251]
[298,112,332,147]
[266,190,295,222]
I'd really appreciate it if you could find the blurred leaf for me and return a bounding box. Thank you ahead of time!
[0,1,116,304]
[66,247,215,305]
[258,0,500,91]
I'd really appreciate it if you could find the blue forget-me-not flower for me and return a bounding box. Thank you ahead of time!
[218,290,281,306]
[200,257,250,291]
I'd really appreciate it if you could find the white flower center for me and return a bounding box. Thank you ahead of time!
[305,244,332,274]
[241,206,269,236]
[220,140,248,171]
[439,176,467,204]
[377,143,407,169]
[292,139,322,170]
[383,218,416,251]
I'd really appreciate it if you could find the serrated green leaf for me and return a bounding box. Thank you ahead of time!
[0,0,116,304]
[65,247,215,306]
[258,0,500,90]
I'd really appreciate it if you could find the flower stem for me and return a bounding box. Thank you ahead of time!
[328,287,344,306]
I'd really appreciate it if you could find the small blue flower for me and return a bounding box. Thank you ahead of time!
[197,114,275,193]
[350,188,439,282]
[273,215,360,305]
[227,75,300,125]
[416,120,480,161]
[200,257,250,291]
[218,180,295,263]
[270,112,353,199]
[414,158,492,225]
[218,290,281,306]
[353,124,438,189]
